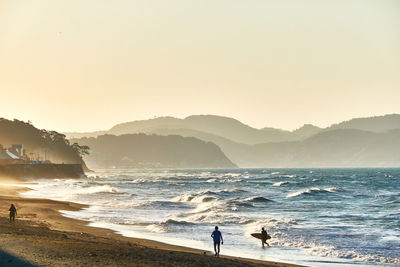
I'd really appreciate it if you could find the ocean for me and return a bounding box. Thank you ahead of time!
[22,168,400,266]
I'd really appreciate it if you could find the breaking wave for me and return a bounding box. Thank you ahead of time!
[76,185,119,194]
[287,187,343,198]
[273,181,289,186]
[172,193,216,203]
[244,196,274,202]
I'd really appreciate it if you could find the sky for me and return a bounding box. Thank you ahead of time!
[0,0,399,132]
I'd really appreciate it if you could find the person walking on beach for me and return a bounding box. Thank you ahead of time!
[261,227,270,247]
[9,204,17,223]
[211,226,223,257]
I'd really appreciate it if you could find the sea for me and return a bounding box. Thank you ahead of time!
[22,168,400,267]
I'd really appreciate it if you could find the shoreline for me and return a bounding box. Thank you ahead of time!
[0,181,303,267]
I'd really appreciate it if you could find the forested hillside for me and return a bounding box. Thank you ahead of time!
[0,118,89,169]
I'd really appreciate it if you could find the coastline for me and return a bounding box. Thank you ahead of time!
[0,182,303,267]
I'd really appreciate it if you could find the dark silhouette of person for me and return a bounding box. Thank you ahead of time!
[211,226,223,256]
[261,227,270,247]
[9,204,17,223]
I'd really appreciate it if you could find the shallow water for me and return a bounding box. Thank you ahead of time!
[23,168,400,266]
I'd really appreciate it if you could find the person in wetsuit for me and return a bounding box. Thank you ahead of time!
[261,227,270,247]
[9,204,17,223]
[211,226,223,256]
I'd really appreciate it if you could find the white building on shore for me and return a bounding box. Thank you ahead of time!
[0,149,21,165]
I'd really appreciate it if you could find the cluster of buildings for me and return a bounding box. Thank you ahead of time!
[0,144,50,165]
[0,144,25,165]
[0,144,85,179]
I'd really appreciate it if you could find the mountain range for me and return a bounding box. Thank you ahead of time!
[67,114,400,168]
[66,115,323,144]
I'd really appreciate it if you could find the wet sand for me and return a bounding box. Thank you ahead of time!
[0,182,303,267]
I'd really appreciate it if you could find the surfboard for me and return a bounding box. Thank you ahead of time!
[251,233,271,240]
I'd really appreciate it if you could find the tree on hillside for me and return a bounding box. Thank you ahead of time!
[0,118,90,169]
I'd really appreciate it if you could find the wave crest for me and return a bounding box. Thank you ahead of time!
[273,181,289,186]
[77,185,119,194]
[244,196,274,202]
[287,187,343,198]
[172,193,216,203]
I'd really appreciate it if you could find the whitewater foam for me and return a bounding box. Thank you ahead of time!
[286,187,342,198]
[76,184,119,194]
[273,181,289,186]
[172,193,216,203]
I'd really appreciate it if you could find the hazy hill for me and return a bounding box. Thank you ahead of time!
[250,129,400,167]
[328,114,400,132]
[108,116,182,136]
[107,115,275,144]
[182,115,285,144]
[292,124,323,139]
[0,118,88,169]
[70,134,237,169]
[260,127,291,140]
[66,115,319,144]
[64,130,107,139]
[147,128,254,167]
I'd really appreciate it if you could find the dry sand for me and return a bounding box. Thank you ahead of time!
[0,181,304,267]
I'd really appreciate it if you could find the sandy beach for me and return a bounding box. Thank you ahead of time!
[0,181,302,267]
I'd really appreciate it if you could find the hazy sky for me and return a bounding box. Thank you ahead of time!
[1,0,399,132]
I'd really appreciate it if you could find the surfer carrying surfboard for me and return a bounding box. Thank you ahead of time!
[211,226,223,257]
[251,228,271,247]
[261,227,270,247]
